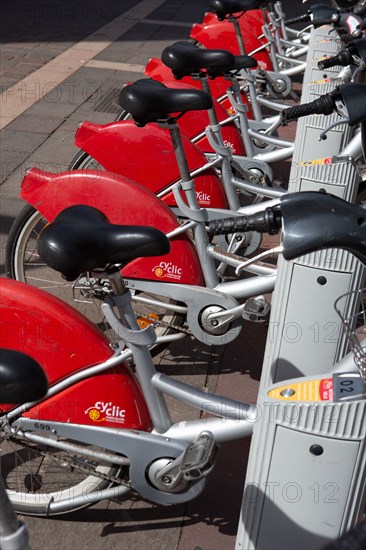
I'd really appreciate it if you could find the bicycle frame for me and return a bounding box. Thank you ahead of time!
[19,165,279,347]
[19,64,366,348]
[1,192,365,532]
[0,275,256,512]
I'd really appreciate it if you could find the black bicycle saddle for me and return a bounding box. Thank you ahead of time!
[37,205,170,281]
[119,78,212,126]
[161,41,257,78]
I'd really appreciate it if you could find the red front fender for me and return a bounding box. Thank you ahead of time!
[0,279,151,429]
[20,168,205,286]
[75,120,230,209]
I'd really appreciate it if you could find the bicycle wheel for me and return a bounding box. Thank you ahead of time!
[68,148,103,171]
[0,433,126,516]
[5,204,186,355]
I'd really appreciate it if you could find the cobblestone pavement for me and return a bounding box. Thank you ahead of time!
[0,1,315,548]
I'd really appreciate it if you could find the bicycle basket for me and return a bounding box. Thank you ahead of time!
[335,288,366,382]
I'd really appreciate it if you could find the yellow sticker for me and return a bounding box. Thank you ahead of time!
[298,157,333,166]
[305,78,333,85]
[268,378,334,402]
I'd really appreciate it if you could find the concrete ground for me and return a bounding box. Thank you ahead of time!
[0,1,314,548]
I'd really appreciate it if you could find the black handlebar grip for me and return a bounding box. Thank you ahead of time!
[285,13,311,26]
[208,216,251,236]
[317,49,353,70]
[281,94,336,124]
[208,209,281,236]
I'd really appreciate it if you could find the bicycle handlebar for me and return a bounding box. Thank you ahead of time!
[209,192,366,264]
[284,13,311,26]
[318,49,354,70]
[208,208,281,236]
[281,93,337,124]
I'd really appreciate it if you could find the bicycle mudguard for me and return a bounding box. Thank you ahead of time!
[202,9,275,46]
[20,168,205,286]
[74,120,230,209]
[0,279,151,429]
[190,17,273,70]
[200,9,266,40]
[145,57,253,122]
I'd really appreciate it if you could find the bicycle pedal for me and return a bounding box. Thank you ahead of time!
[242,296,271,323]
[180,431,218,480]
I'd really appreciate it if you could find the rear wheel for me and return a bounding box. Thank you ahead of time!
[68,149,104,171]
[1,433,125,516]
[5,204,186,355]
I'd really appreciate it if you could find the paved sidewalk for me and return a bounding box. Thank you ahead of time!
[0,1,304,548]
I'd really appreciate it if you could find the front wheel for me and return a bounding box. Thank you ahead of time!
[5,204,186,355]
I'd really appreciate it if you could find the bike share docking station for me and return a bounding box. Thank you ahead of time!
[236,26,366,549]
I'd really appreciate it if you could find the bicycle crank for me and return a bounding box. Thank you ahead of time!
[125,279,243,346]
[147,431,218,491]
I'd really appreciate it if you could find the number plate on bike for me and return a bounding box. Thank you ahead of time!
[332,373,366,402]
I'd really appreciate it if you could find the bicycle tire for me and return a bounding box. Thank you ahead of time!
[68,147,97,171]
[1,432,126,516]
[5,204,186,356]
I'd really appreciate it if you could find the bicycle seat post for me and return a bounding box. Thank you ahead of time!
[228,14,247,55]
[166,118,220,288]
[227,74,256,156]
[167,119,193,186]
[198,72,225,146]
[188,73,242,210]
[228,13,269,114]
